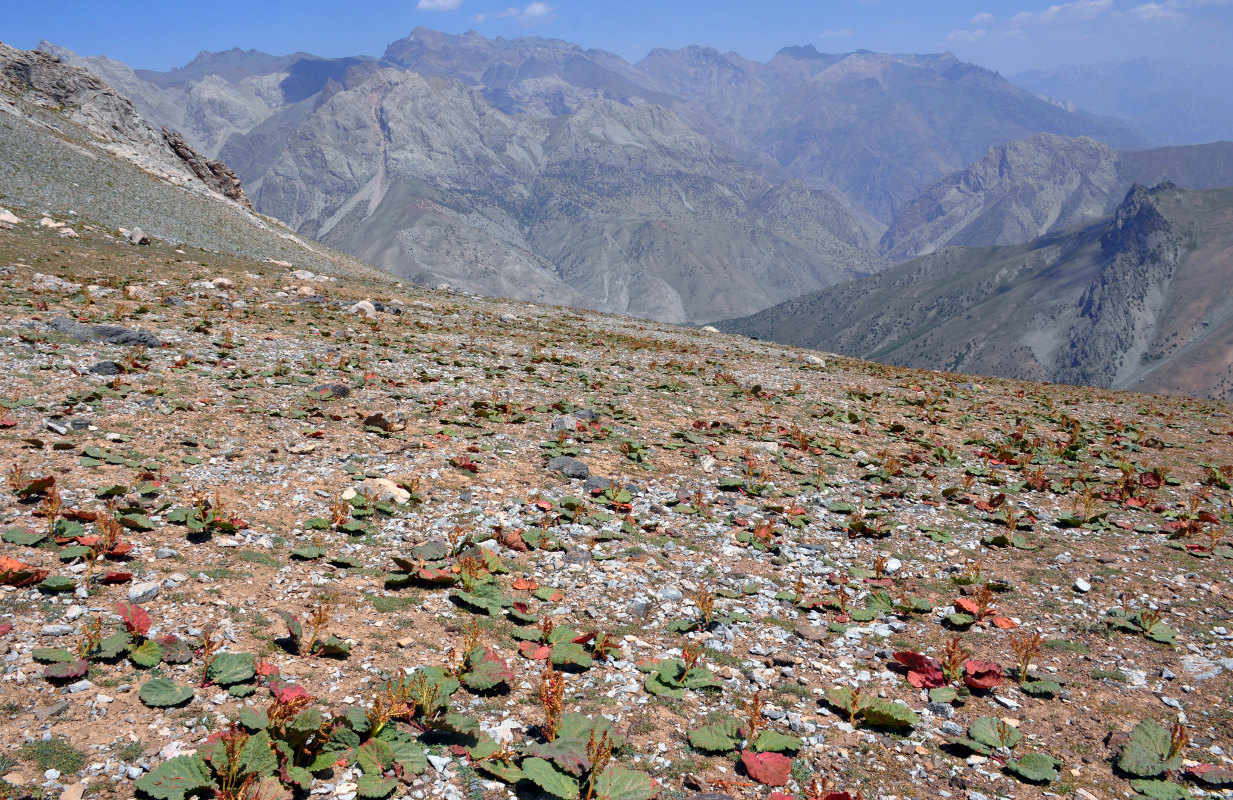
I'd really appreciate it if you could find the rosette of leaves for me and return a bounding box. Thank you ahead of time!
[460,645,515,692]
[947,716,1023,756]
[499,713,657,800]
[687,714,801,755]
[866,591,933,617]
[135,727,281,800]
[1108,609,1177,644]
[277,609,350,657]
[891,651,946,689]
[1117,719,1186,778]
[639,657,722,698]
[165,502,245,535]
[304,710,427,800]
[824,688,919,729]
[512,624,595,669]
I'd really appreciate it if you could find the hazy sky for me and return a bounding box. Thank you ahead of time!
[5,0,1232,74]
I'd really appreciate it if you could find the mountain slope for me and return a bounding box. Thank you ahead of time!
[40,32,1154,323]
[0,41,384,280]
[882,135,1233,260]
[719,183,1233,400]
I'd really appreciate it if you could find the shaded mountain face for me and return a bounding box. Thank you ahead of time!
[719,184,1233,401]
[882,135,1233,260]
[41,30,1151,323]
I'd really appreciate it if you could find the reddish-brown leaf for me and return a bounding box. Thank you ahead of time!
[963,659,1004,691]
[893,651,946,689]
[954,597,981,615]
[511,576,537,591]
[502,529,529,552]
[990,616,1018,629]
[114,601,151,637]
[740,750,792,786]
[0,555,49,587]
[518,642,551,660]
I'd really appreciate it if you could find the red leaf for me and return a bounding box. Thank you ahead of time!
[570,631,596,645]
[0,555,49,587]
[963,659,1004,691]
[0,623,12,637]
[954,597,981,615]
[740,750,793,786]
[512,576,537,591]
[114,601,151,637]
[100,572,133,584]
[824,794,861,800]
[893,651,946,689]
[769,793,795,800]
[0,419,16,428]
[518,642,551,660]
[990,616,1018,629]
[272,684,310,703]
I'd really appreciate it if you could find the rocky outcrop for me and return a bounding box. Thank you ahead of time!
[162,128,252,209]
[1055,184,1185,387]
[0,42,255,209]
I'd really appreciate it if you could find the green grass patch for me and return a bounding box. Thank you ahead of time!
[19,737,86,774]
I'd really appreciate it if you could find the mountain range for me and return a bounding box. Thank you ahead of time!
[40,30,1148,323]
[720,182,1233,400]
[11,32,1233,400]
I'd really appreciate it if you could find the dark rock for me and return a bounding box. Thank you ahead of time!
[563,547,592,566]
[548,456,589,479]
[34,700,69,720]
[582,476,612,492]
[49,317,162,348]
[313,383,351,398]
[628,601,650,618]
[162,128,253,209]
[69,419,89,430]
[88,361,120,375]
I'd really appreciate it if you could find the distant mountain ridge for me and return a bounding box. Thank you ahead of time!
[719,183,1233,400]
[1013,59,1233,146]
[882,134,1233,259]
[40,29,1150,323]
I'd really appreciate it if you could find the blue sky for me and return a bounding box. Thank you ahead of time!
[5,0,1232,74]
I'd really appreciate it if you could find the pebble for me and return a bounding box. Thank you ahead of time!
[1073,578,1092,593]
[128,582,160,603]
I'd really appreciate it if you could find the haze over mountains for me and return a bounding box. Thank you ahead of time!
[42,29,1154,323]
[720,182,1233,401]
[12,29,1233,400]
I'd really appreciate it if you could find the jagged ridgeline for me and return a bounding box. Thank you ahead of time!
[720,183,1233,400]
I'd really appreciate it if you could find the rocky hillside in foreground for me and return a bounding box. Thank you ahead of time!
[0,42,386,281]
[40,31,1147,323]
[0,209,1232,800]
[721,183,1233,400]
[882,134,1233,260]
